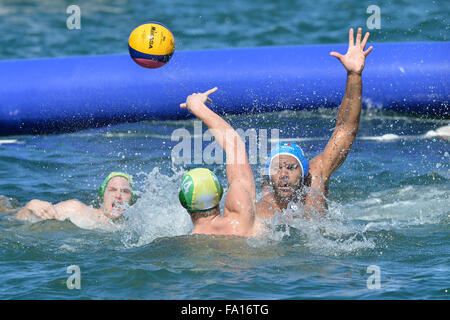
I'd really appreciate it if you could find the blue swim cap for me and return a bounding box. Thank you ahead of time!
[265,142,309,181]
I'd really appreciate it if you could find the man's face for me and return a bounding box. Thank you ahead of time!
[103,177,133,218]
[269,155,303,199]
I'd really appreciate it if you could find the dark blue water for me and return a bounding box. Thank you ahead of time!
[0,0,449,300]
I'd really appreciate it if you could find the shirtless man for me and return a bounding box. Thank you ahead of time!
[12,172,136,227]
[257,27,373,220]
[178,88,263,237]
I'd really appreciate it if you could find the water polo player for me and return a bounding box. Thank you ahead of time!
[179,87,263,237]
[13,172,136,226]
[256,27,373,220]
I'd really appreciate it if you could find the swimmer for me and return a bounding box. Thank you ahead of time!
[12,172,136,226]
[179,88,264,237]
[257,27,373,220]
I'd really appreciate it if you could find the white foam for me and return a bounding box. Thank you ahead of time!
[425,125,450,141]
[360,134,402,142]
[0,139,21,145]
[358,127,450,142]
[250,181,449,255]
[247,191,377,256]
[58,244,77,252]
[119,167,193,248]
[344,184,449,228]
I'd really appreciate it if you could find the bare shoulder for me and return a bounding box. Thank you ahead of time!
[56,199,86,208]
[54,199,89,216]
[223,179,256,227]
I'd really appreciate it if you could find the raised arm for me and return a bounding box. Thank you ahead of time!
[15,199,62,221]
[304,28,372,216]
[180,88,256,220]
[314,28,373,179]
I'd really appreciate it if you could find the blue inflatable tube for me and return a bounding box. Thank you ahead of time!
[0,42,448,136]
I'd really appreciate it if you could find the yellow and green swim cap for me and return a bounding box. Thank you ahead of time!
[179,168,223,213]
[98,172,137,205]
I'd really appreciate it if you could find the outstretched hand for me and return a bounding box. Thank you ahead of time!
[180,87,218,111]
[16,199,62,221]
[330,28,373,75]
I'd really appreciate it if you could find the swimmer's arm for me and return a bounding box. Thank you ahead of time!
[15,200,56,221]
[180,88,256,227]
[319,28,373,178]
[53,200,109,224]
[14,199,88,221]
[303,157,329,219]
[304,29,373,218]
[15,199,62,221]
[180,87,254,185]
[14,199,98,223]
[318,72,362,177]
[52,200,88,220]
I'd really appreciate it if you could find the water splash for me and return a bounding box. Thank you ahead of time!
[345,184,450,230]
[119,166,193,248]
[248,189,377,257]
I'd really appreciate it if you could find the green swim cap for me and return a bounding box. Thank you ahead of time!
[98,172,137,205]
[179,168,223,213]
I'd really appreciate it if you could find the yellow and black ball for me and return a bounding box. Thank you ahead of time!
[128,22,175,69]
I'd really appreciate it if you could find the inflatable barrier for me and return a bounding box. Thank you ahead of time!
[0,42,448,136]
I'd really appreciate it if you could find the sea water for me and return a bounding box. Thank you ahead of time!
[0,0,449,299]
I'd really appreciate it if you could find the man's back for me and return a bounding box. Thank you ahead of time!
[191,212,263,237]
